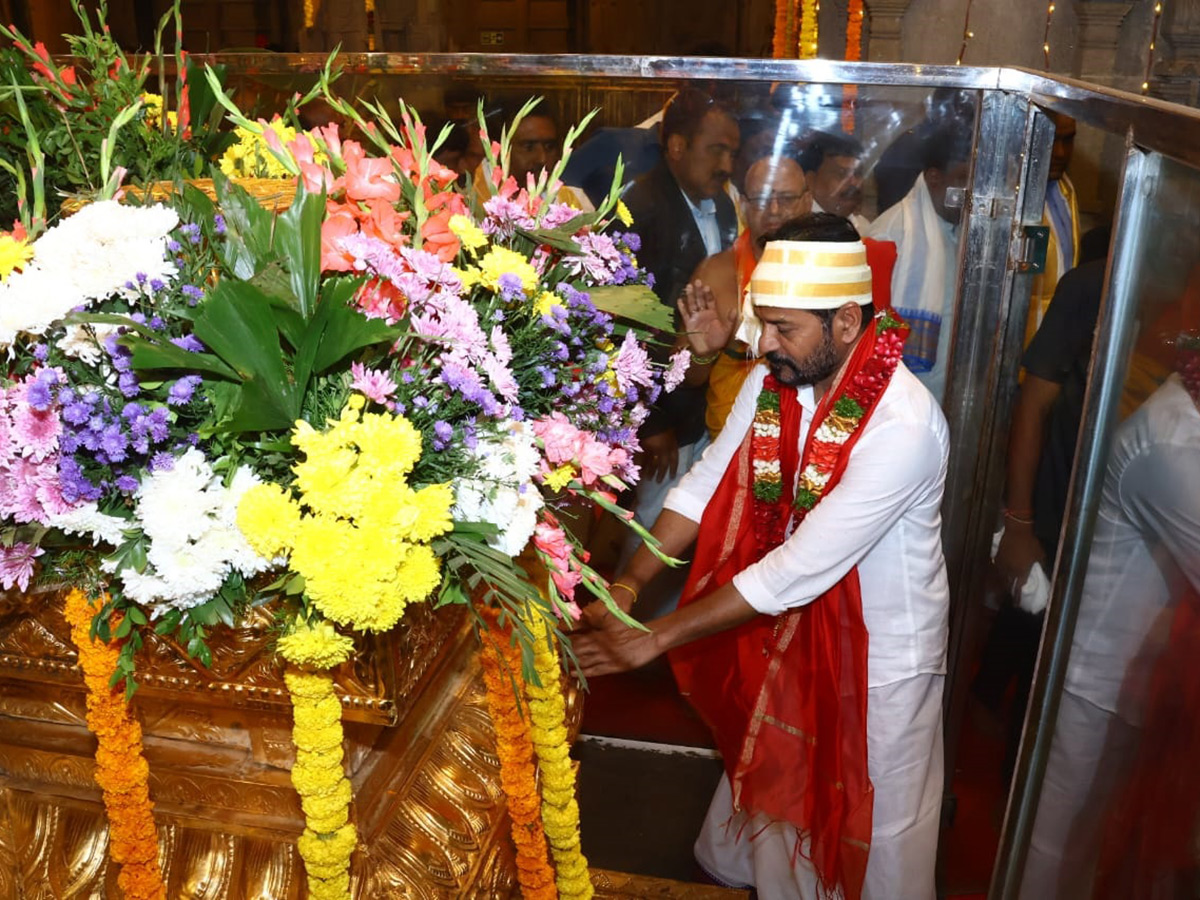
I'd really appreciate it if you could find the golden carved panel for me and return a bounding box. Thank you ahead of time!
[0,588,464,726]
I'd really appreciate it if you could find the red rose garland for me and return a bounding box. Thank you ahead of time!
[752,313,906,554]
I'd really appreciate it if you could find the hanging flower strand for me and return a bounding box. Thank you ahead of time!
[63,589,166,900]
[278,618,358,900]
[524,607,594,900]
[478,607,558,900]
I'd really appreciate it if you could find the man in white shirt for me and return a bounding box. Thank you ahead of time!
[799,130,871,234]
[577,214,950,900]
[868,122,973,403]
[1020,365,1200,900]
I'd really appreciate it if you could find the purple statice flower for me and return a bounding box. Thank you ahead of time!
[401,371,415,384]
[167,239,181,252]
[150,451,175,473]
[432,420,453,450]
[497,272,525,303]
[0,542,43,591]
[99,423,129,462]
[181,285,204,304]
[349,362,397,405]
[167,375,202,406]
[171,334,205,352]
[130,312,148,325]
[62,399,92,426]
[149,316,165,331]
[25,369,59,411]
[117,372,140,399]
[213,214,226,235]
[32,343,48,361]
[148,278,166,293]
[618,231,642,253]
[58,457,102,504]
[180,223,202,245]
[115,474,139,493]
[535,365,557,388]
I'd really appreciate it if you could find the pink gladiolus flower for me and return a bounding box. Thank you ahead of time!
[343,141,401,203]
[320,209,359,272]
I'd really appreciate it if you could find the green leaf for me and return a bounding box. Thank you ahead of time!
[127,606,147,626]
[114,616,132,639]
[123,337,240,381]
[296,276,400,381]
[212,170,279,281]
[588,284,673,332]
[191,280,302,432]
[273,183,325,319]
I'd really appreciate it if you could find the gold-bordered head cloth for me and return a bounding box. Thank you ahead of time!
[735,239,873,354]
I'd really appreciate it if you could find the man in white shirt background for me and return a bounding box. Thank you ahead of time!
[576,213,950,899]
[869,120,974,403]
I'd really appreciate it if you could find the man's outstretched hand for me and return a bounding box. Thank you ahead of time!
[574,608,663,677]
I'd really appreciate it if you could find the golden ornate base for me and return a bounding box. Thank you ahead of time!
[0,589,739,898]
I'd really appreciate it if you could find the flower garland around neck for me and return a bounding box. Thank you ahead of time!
[522,606,594,900]
[279,617,358,900]
[63,588,167,900]
[477,606,557,900]
[752,312,907,553]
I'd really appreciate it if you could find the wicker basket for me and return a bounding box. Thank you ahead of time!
[61,176,296,213]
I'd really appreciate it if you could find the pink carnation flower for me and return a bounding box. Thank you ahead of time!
[532,413,586,466]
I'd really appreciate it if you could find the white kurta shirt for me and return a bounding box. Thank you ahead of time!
[1064,374,1200,722]
[664,361,951,689]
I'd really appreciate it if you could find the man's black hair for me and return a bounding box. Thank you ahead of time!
[760,213,873,333]
[798,131,865,175]
[661,87,733,144]
[922,121,974,172]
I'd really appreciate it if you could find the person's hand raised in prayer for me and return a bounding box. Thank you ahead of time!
[678,279,739,358]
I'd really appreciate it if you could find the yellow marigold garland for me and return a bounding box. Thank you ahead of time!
[280,618,357,900]
[798,0,819,59]
[478,607,557,900]
[63,589,166,900]
[523,608,594,900]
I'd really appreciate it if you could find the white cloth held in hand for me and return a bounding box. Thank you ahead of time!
[992,527,1051,615]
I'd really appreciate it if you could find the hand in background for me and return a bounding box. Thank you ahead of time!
[678,279,738,358]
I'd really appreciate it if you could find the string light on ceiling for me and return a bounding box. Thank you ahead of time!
[956,0,976,66]
[1143,1,1165,94]
[1042,0,1055,68]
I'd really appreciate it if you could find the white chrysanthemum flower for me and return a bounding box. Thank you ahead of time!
[0,265,84,348]
[31,201,179,303]
[452,422,545,556]
[136,448,221,544]
[56,322,121,366]
[47,503,129,548]
[122,454,274,614]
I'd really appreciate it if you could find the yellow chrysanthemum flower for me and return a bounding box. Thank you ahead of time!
[616,199,633,227]
[454,266,481,291]
[477,245,539,296]
[544,465,576,492]
[141,92,165,128]
[448,214,488,254]
[0,234,33,282]
[278,618,355,670]
[534,290,563,318]
[236,482,300,558]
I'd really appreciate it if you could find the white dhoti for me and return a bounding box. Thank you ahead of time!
[694,674,944,899]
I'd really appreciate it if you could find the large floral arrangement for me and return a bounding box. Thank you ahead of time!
[0,31,682,895]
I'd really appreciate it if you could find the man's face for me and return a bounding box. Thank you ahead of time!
[742,157,811,245]
[461,124,486,179]
[509,115,559,183]
[806,153,863,219]
[1048,114,1076,182]
[926,160,971,225]
[756,306,842,387]
[668,110,739,202]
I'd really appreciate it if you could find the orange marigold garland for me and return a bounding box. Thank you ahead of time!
[63,588,166,900]
[478,607,557,900]
[843,0,864,132]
